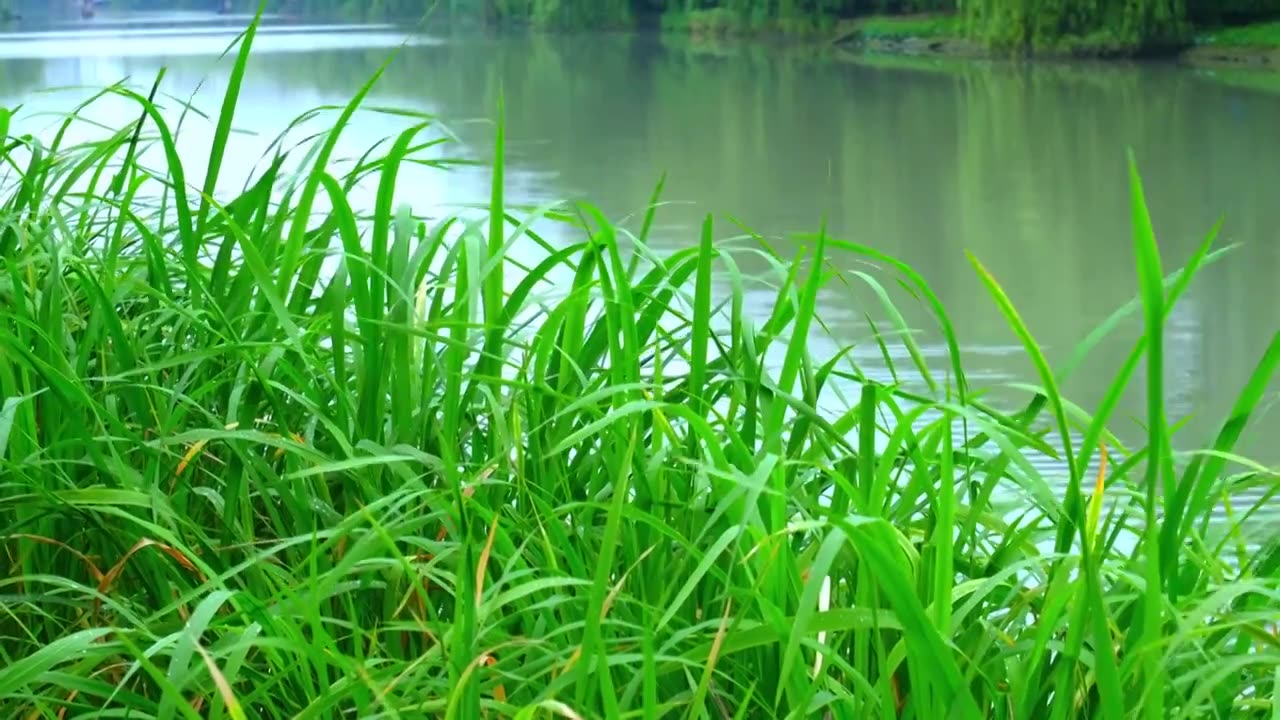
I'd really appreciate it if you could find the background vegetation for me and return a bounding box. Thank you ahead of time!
[96,0,1280,52]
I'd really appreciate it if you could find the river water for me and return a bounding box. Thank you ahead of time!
[2,10,1278,531]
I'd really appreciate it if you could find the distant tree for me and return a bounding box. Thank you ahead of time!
[104,0,1279,46]
[965,0,1187,53]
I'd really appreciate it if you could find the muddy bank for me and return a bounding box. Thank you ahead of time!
[1179,44,1280,69]
[839,34,1280,72]
[831,27,1134,61]
[843,34,988,58]
[830,20,1280,71]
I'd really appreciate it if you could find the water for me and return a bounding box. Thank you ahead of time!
[1,10,1278,532]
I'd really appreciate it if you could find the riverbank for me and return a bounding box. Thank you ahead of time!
[3,13,1278,719]
[843,14,1280,69]
[1182,21,1280,70]
[665,10,1280,70]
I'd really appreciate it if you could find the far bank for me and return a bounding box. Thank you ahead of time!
[664,10,1280,72]
[840,15,1280,72]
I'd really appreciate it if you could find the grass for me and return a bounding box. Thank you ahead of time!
[1197,20,1280,48]
[661,8,838,38]
[847,14,962,41]
[660,11,961,41]
[2,11,1280,720]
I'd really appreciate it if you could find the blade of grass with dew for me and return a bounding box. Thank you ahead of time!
[277,52,399,305]
[1127,151,1168,720]
[966,253,1078,525]
[576,426,638,714]
[0,629,114,697]
[1171,330,1280,587]
[689,213,714,425]
[369,124,431,447]
[627,173,666,277]
[759,228,826,672]
[842,516,980,718]
[193,4,262,244]
[931,405,956,635]
[850,269,936,396]
[1071,219,1222,546]
[968,250,1126,718]
[1056,232,1231,384]
[818,235,970,402]
[479,90,505,415]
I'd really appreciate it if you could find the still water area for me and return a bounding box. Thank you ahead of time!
[2,10,1277,531]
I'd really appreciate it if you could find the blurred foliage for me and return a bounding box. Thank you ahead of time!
[108,0,1280,50]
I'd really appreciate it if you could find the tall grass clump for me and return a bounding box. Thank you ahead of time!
[3,14,1280,720]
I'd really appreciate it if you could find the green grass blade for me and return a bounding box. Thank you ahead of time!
[1127,151,1168,720]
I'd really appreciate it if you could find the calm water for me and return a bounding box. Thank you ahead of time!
[3,11,1278,521]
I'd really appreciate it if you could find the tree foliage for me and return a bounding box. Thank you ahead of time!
[253,0,952,24]
[962,0,1190,53]
[113,0,1280,50]
[1188,0,1280,22]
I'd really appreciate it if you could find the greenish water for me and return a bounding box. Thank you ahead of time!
[3,11,1279,497]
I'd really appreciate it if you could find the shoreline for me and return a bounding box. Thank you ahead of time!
[845,33,1280,71]
[1179,44,1280,70]
[833,14,1280,72]
[666,12,1280,72]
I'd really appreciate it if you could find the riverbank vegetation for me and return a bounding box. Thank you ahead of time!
[3,16,1280,719]
[1200,19,1280,46]
[106,0,1280,57]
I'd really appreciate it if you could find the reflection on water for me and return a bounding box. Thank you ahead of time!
[1,12,1277,526]
[0,23,399,41]
[0,24,434,59]
[43,11,290,28]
